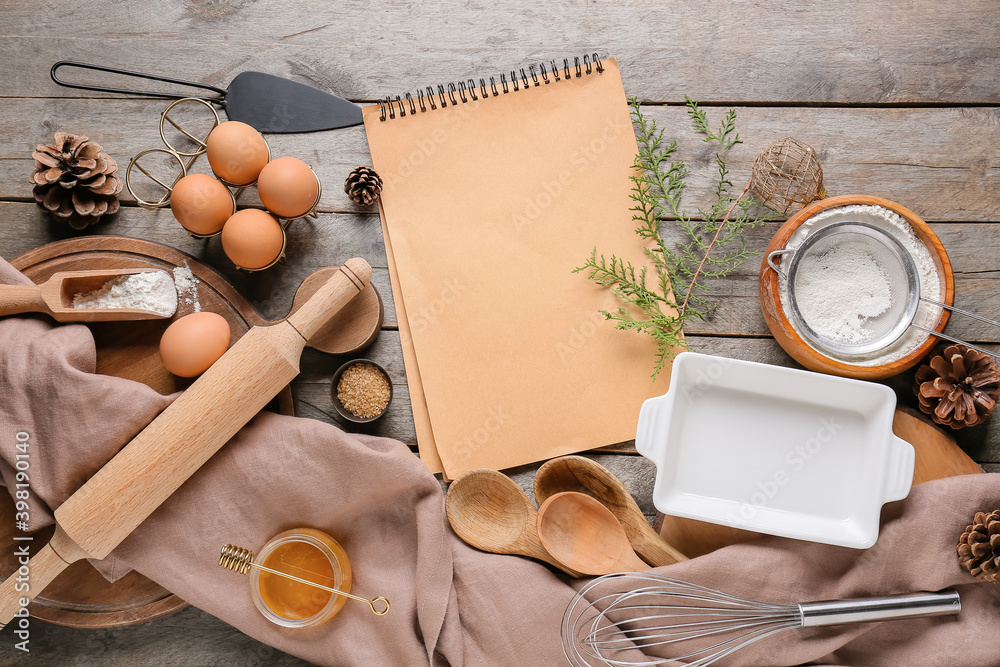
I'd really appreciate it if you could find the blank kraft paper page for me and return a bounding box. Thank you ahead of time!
[364,58,675,477]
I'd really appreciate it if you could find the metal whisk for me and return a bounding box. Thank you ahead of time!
[219,544,390,615]
[561,573,960,667]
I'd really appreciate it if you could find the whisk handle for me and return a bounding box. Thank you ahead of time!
[799,590,961,627]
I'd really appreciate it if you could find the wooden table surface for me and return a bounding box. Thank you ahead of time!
[1,1,998,664]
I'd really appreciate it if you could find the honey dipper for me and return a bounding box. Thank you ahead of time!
[219,544,389,615]
[0,259,372,627]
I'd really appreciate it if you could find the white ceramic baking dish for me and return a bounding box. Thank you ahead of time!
[636,352,914,549]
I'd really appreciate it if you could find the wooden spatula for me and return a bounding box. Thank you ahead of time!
[0,269,175,321]
[0,259,371,626]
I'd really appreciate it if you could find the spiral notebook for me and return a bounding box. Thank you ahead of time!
[364,56,676,478]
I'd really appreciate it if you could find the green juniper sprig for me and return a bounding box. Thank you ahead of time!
[574,97,771,379]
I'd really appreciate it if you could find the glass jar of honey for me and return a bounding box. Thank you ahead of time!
[249,528,353,628]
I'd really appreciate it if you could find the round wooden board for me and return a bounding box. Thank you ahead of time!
[10,235,300,408]
[0,235,382,628]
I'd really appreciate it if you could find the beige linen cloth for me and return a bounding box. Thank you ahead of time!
[1,256,1000,666]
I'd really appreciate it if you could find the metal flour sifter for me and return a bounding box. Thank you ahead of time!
[767,221,1000,359]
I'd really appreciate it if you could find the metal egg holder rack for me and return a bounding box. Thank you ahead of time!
[125,98,322,272]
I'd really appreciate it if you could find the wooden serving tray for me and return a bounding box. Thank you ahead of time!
[0,236,382,628]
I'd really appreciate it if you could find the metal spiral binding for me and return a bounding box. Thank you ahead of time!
[379,53,604,121]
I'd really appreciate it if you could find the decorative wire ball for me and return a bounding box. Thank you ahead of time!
[750,137,827,214]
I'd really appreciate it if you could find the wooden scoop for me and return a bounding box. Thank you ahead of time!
[445,469,581,577]
[0,259,372,627]
[537,492,650,576]
[0,269,176,321]
[535,456,687,566]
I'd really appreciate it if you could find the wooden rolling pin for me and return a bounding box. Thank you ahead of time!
[0,259,372,627]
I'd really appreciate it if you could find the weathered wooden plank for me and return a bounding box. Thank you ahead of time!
[300,342,733,456]
[660,106,1000,224]
[292,329,1000,467]
[0,606,312,666]
[287,333,804,449]
[660,222,1000,342]
[5,198,1000,343]
[2,1,997,663]
[294,329,1000,467]
[2,103,998,222]
[294,331,417,446]
[295,382,417,447]
[0,202,397,325]
[1,1,998,104]
[0,101,376,215]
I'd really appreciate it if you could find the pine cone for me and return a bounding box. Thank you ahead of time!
[958,510,1000,582]
[914,344,1000,429]
[344,166,383,206]
[29,132,122,230]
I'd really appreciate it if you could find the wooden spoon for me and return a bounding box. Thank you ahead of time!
[535,456,687,566]
[445,469,581,577]
[0,269,176,321]
[537,492,649,575]
[0,260,372,627]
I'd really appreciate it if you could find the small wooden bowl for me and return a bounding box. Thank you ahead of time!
[330,359,393,423]
[759,194,955,380]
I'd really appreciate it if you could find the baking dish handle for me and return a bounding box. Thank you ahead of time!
[635,395,670,462]
[882,436,916,503]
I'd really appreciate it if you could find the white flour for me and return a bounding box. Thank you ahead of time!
[778,204,942,366]
[794,239,894,345]
[172,264,202,313]
[73,271,178,316]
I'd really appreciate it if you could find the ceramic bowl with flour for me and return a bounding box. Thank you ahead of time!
[759,195,954,380]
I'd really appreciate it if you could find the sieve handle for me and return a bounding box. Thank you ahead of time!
[922,298,1000,333]
[910,324,1000,361]
[766,249,794,279]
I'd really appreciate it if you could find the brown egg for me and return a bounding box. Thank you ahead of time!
[257,157,320,219]
[159,311,231,377]
[169,174,234,236]
[221,209,285,270]
[206,121,270,185]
